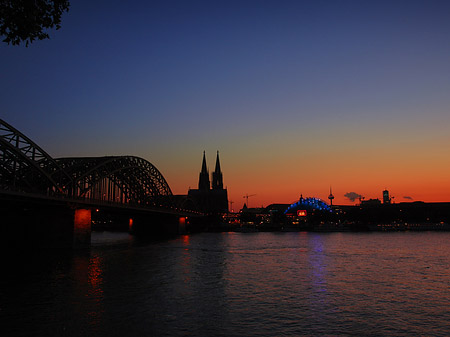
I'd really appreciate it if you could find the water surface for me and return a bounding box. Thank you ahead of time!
[2,231,450,336]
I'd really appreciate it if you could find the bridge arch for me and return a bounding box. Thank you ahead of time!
[0,119,72,194]
[56,156,173,206]
[1,119,174,209]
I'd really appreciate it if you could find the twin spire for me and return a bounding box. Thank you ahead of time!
[212,151,223,190]
[198,151,223,190]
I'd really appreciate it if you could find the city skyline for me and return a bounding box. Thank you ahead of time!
[2,0,450,206]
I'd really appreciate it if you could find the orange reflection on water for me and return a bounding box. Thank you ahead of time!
[86,255,104,332]
[71,254,105,334]
[88,256,103,291]
[180,235,192,283]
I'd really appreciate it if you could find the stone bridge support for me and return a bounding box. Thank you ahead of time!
[127,212,185,236]
[73,209,92,248]
[0,195,93,250]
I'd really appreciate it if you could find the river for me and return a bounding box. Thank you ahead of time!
[2,231,450,336]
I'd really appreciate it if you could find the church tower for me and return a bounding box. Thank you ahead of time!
[189,151,228,214]
[212,151,223,190]
[198,151,210,190]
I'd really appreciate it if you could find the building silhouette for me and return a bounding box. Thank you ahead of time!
[383,189,391,204]
[198,151,210,190]
[212,151,223,190]
[188,151,228,213]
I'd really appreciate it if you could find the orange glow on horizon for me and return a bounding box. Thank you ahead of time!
[168,168,450,209]
[162,125,450,209]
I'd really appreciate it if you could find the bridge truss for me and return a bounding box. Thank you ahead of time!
[0,119,173,208]
[56,156,173,207]
[0,119,73,195]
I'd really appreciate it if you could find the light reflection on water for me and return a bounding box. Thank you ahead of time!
[2,231,450,336]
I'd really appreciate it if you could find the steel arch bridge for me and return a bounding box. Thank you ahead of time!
[0,119,173,208]
[56,156,173,206]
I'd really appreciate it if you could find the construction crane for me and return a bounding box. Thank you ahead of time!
[243,194,256,208]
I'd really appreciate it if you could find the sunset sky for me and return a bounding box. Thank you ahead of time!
[2,0,450,208]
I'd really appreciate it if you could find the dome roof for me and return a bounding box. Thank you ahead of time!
[285,197,332,215]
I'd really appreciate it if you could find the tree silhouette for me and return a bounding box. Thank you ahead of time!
[0,0,69,46]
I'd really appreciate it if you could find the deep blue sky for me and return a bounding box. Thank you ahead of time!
[2,0,450,205]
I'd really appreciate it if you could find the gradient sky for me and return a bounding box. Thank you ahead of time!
[2,0,450,208]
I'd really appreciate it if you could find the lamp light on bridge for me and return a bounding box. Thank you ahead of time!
[74,209,92,247]
[179,217,187,234]
[129,218,133,231]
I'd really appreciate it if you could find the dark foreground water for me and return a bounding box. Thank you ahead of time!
[2,231,450,336]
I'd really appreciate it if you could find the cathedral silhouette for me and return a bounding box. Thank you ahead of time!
[188,151,228,213]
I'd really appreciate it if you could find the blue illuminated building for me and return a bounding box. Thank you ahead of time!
[284,195,333,215]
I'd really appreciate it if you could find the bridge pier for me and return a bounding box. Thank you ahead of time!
[0,194,94,250]
[90,207,189,236]
[1,199,71,249]
[73,209,92,248]
[1,193,198,250]
[128,212,186,236]
[178,216,187,234]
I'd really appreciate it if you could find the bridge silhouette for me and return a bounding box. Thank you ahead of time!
[0,119,199,248]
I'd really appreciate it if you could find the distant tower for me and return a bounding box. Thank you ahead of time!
[212,151,223,190]
[198,151,210,190]
[328,186,335,206]
[189,151,228,213]
[383,189,390,204]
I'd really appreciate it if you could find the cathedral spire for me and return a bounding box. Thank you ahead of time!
[201,151,208,174]
[214,150,221,173]
[212,151,223,190]
[198,151,210,190]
